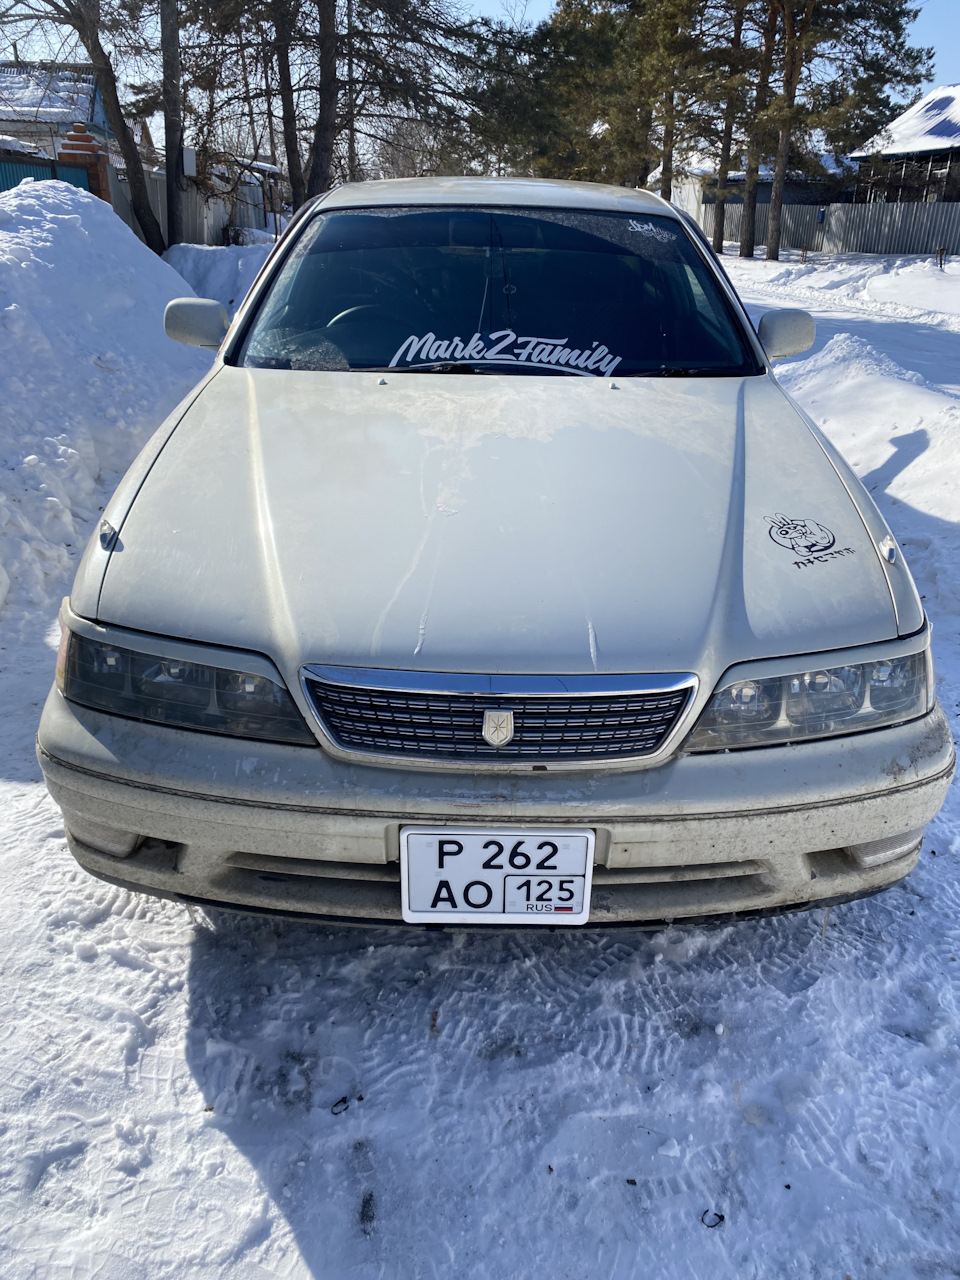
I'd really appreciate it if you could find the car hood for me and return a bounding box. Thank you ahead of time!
[96,367,900,683]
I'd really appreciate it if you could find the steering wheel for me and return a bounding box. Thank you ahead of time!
[325,304,387,327]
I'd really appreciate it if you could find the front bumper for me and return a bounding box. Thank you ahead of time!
[37,686,955,926]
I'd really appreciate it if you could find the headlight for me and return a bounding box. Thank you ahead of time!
[685,647,933,752]
[57,630,316,746]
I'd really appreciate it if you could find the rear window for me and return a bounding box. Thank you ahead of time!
[234,205,762,378]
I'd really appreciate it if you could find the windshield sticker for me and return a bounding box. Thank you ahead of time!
[765,513,856,569]
[627,219,676,243]
[389,330,623,376]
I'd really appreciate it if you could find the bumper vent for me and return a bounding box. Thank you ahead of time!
[301,668,694,762]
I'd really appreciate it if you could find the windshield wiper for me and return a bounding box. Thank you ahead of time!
[638,366,741,378]
[392,361,503,374]
[361,362,583,375]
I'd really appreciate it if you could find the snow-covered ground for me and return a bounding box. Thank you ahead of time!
[3,187,960,1277]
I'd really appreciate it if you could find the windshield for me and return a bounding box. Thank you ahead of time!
[235,205,762,377]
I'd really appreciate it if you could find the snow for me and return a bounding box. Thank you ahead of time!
[852,83,960,157]
[3,189,960,1276]
[0,182,210,617]
[164,241,272,315]
[0,134,43,156]
[0,65,96,124]
[726,249,960,316]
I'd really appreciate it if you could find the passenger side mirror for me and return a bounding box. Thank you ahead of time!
[164,298,229,349]
[757,309,815,363]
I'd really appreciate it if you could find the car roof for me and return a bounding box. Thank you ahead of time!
[316,176,680,218]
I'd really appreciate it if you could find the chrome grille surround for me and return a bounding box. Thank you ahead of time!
[300,666,698,766]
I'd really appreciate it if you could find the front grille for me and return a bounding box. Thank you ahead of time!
[302,675,692,761]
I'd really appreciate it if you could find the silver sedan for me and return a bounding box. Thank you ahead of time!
[37,177,954,928]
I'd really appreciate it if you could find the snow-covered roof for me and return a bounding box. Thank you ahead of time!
[244,159,282,175]
[676,152,849,183]
[0,133,39,154]
[0,63,96,124]
[851,85,960,158]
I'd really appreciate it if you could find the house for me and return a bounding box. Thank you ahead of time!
[0,61,109,154]
[669,154,853,226]
[0,60,268,245]
[850,85,960,203]
[0,61,157,201]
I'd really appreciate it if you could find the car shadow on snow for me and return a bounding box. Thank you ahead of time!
[858,427,930,494]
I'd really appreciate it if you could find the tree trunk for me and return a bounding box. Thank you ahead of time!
[659,89,675,202]
[712,3,744,253]
[271,0,305,207]
[739,149,760,257]
[634,101,654,188]
[75,12,166,254]
[713,112,735,253]
[765,2,811,262]
[262,42,279,163]
[305,0,338,199]
[739,0,777,258]
[345,0,358,181]
[238,39,260,159]
[765,122,791,260]
[160,0,184,247]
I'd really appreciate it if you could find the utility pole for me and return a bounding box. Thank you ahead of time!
[160,0,184,247]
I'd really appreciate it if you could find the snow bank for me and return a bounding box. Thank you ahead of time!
[0,180,211,615]
[726,248,960,322]
[865,258,960,315]
[163,242,272,316]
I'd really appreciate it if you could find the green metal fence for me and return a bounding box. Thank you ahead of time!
[0,158,90,194]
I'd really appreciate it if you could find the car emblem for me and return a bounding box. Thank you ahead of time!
[482,708,515,747]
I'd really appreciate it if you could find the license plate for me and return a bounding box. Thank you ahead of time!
[400,827,595,925]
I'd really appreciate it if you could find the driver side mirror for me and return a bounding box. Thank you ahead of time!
[164,298,229,349]
[757,309,815,363]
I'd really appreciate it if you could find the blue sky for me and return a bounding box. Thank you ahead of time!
[472,0,960,92]
[911,0,960,87]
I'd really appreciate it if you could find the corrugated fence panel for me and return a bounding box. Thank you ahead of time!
[55,164,92,192]
[0,159,90,193]
[780,204,820,250]
[701,202,768,249]
[701,198,960,255]
[235,181,265,230]
[116,172,266,246]
[822,202,960,255]
[0,159,53,190]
